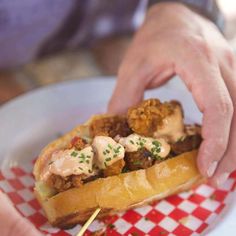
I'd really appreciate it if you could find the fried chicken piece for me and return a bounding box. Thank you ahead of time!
[47,174,84,192]
[124,148,154,171]
[103,159,125,177]
[171,134,202,155]
[90,115,132,138]
[127,99,184,141]
[68,136,87,150]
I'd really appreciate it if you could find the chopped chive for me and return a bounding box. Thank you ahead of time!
[86,155,91,159]
[71,151,78,157]
[130,140,135,144]
[103,151,107,155]
[113,154,118,158]
[108,144,112,149]
[114,148,120,154]
[106,149,110,154]
[88,169,93,173]
[86,160,90,164]
[80,153,85,159]
[79,161,84,163]
[78,167,83,170]
[105,157,112,162]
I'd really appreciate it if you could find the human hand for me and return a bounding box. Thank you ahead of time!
[108,2,236,186]
[0,191,42,236]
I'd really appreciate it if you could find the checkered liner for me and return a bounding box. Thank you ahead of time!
[0,161,235,236]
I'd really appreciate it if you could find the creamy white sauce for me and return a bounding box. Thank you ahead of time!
[92,136,125,169]
[119,133,170,158]
[154,106,185,142]
[41,146,95,180]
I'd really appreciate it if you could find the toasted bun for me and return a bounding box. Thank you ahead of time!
[34,115,204,229]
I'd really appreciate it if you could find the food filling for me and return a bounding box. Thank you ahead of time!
[40,99,202,192]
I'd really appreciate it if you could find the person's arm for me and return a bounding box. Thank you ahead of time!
[148,0,224,30]
[108,2,236,187]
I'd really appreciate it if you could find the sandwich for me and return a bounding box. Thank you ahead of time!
[33,98,203,229]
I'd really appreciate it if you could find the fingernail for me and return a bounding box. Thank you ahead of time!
[207,161,218,177]
[217,172,230,187]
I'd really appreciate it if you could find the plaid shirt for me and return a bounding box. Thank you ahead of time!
[0,0,223,68]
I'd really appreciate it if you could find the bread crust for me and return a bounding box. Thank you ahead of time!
[34,114,204,229]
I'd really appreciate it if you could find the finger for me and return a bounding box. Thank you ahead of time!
[175,51,233,179]
[210,60,236,187]
[108,60,150,114]
[0,191,42,236]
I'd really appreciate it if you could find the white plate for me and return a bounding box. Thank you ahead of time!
[0,76,235,235]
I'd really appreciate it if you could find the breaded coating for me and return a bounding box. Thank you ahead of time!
[124,148,154,171]
[103,159,125,177]
[90,115,132,138]
[127,99,184,138]
[67,136,87,150]
[47,174,84,192]
[171,134,202,155]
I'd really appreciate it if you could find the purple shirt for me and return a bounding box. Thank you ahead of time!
[0,0,222,69]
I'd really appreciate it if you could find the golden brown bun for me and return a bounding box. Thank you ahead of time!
[33,115,204,229]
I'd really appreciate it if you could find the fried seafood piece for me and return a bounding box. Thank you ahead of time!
[47,174,84,192]
[127,99,185,142]
[90,115,132,138]
[103,159,125,177]
[124,148,154,171]
[171,134,202,155]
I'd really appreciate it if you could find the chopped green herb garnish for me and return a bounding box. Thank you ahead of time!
[79,161,84,163]
[88,169,93,173]
[106,149,110,154]
[130,140,135,144]
[78,167,83,170]
[108,144,113,150]
[114,148,120,153]
[80,153,86,159]
[104,162,108,167]
[71,151,78,157]
[151,140,162,157]
[103,151,107,155]
[86,155,91,159]
[86,160,90,164]
[113,154,118,158]
[105,157,112,162]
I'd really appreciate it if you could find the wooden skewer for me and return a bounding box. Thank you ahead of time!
[77,208,101,236]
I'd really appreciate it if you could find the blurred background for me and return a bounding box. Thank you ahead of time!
[0,0,236,105]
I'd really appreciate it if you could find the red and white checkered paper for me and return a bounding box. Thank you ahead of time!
[0,161,235,236]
